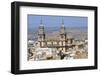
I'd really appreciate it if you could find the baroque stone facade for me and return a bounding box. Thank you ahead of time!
[37,19,76,52]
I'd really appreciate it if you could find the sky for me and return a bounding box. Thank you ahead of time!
[28,15,88,29]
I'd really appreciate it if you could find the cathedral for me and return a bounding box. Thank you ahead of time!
[28,18,88,61]
[37,18,76,52]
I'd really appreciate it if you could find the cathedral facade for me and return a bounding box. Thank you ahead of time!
[37,19,76,52]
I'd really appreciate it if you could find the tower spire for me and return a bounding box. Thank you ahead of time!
[40,16,44,26]
[40,17,43,25]
[62,17,64,27]
[60,17,66,40]
[62,17,64,25]
[60,17,66,35]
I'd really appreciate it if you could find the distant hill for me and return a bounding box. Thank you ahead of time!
[28,26,87,41]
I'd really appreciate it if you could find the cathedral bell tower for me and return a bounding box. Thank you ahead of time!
[60,18,67,40]
[59,18,67,51]
[38,18,45,47]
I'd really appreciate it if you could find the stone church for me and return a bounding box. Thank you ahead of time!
[37,18,76,52]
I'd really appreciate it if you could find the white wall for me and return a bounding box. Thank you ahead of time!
[0,0,99,76]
